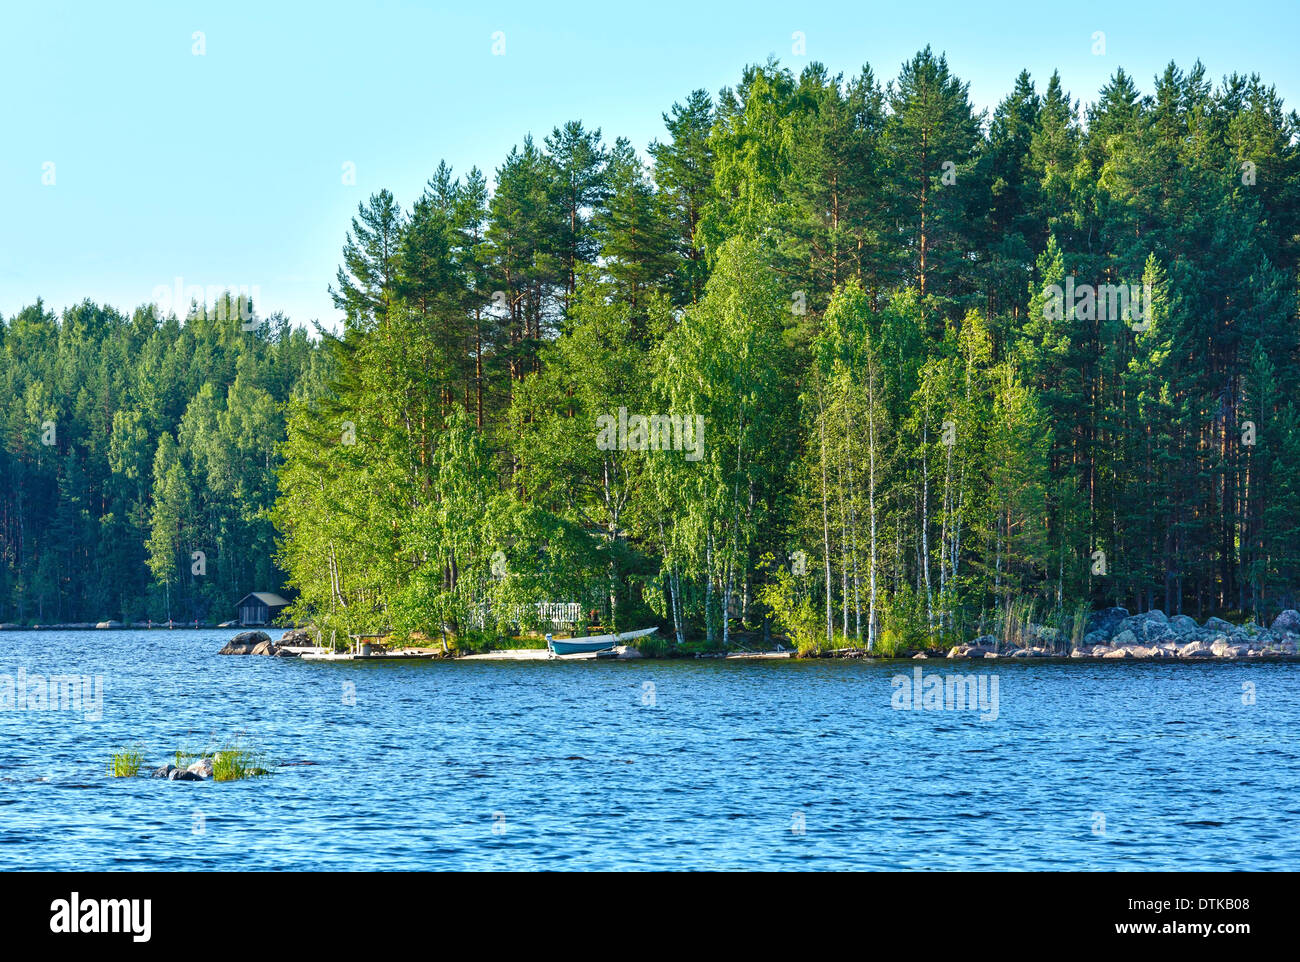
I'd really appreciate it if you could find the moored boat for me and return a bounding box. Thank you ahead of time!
[547,627,657,656]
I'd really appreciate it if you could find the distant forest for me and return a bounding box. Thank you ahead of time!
[0,301,323,623]
[5,49,1300,648]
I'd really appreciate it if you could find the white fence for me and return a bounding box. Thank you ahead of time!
[467,601,583,629]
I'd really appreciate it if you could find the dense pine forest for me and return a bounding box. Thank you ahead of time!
[7,49,1300,650]
[0,300,323,623]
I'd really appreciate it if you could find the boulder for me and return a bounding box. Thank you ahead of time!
[1168,615,1199,636]
[1234,629,1271,649]
[1203,616,1235,634]
[1270,609,1300,635]
[151,764,176,779]
[612,645,643,659]
[1211,639,1249,659]
[1070,647,1091,659]
[1137,621,1177,646]
[1082,630,1109,647]
[220,630,275,655]
[95,620,125,629]
[279,628,312,645]
[186,758,213,779]
[1085,607,1129,638]
[1102,647,1133,659]
[1112,629,1138,647]
[1179,640,1214,659]
[168,769,203,781]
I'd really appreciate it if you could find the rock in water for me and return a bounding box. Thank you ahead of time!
[186,758,213,779]
[219,630,273,655]
[151,764,176,779]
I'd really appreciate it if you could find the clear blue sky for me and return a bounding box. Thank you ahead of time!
[2,0,1295,330]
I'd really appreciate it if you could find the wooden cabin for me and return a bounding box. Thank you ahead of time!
[235,592,290,627]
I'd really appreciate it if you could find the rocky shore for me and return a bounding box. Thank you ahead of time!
[935,607,1300,660]
[217,629,305,657]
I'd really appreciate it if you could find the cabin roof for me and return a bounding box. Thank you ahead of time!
[237,592,290,608]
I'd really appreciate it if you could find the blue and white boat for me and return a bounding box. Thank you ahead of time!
[546,627,658,656]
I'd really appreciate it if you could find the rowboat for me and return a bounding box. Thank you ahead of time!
[546,627,657,656]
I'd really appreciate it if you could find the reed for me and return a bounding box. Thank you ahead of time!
[108,747,144,777]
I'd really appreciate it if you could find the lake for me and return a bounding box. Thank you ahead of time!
[1,630,1297,870]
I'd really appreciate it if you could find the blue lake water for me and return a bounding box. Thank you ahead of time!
[1,630,1297,870]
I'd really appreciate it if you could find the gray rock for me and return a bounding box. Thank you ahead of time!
[1270,609,1300,635]
[1083,630,1108,646]
[1211,639,1249,659]
[1203,616,1235,634]
[151,764,176,779]
[1102,647,1133,659]
[1179,640,1214,658]
[168,769,203,781]
[1085,607,1129,638]
[1138,621,1177,646]
[1112,629,1138,647]
[220,630,287,656]
[1168,614,1199,635]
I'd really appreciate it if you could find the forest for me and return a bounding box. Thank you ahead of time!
[0,299,322,623]
[6,49,1300,650]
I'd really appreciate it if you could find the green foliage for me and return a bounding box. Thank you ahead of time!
[13,49,1300,641]
[108,747,144,778]
[757,555,824,655]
